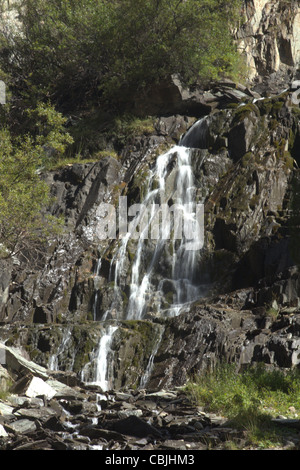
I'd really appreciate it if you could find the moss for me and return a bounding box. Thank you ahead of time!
[50,150,120,170]
[250,194,260,209]
[86,311,94,321]
[269,119,279,131]
[232,103,260,125]
[227,103,239,109]
[115,115,155,137]
[72,328,99,373]
[257,93,288,119]
[129,165,151,203]
[265,307,279,320]
[271,100,284,115]
[114,320,162,388]
[241,152,255,168]
[161,291,174,308]
[257,98,273,116]
[274,138,287,159]
[291,106,300,117]
[283,152,294,170]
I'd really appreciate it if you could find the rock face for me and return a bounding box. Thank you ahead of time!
[1,346,300,450]
[236,0,300,84]
[0,82,299,392]
[148,301,300,390]
[0,1,299,398]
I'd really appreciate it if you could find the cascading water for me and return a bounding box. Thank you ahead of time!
[84,117,207,389]
[125,143,204,320]
[48,326,73,371]
[80,324,118,391]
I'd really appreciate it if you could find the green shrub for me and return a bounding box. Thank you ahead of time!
[0,126,64,259]
[0,0,244,112]
[185,363,300,447]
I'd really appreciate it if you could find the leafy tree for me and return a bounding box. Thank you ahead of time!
[0,102,72,259]
[0,129,49,258]
[0,0,244,258]
[0,0,244,113]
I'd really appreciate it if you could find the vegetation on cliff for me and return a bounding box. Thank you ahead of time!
[0,0,244,257]
[0,103,71,258]
[0,0,243,115]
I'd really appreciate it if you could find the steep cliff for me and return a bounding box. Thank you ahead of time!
[0,0,299,391]
[237,0,299,86]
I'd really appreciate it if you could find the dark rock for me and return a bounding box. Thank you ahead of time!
[80,425,126,442]
[132,75,212,117]
[272,418,300,430]
[43,416,66,432]
[106,415,163,438]
[228,116,255,162]
[12,439,53,451]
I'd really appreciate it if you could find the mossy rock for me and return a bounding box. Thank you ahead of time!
[113,320,163,389]
[232,103,260,125]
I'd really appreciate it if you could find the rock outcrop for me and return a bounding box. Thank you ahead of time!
[236,0,300,89]
[0,346,299,450]
[0,80,298,392]
[0,0,299,405]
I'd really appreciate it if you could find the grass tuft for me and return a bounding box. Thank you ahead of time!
[185,363,300,448]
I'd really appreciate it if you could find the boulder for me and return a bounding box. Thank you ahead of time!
[228,116,255,162]
[0,343,49,379]
[7,419,37,435]
[132,75,213,117]
[0,424,8,438]
[24,377,57,400]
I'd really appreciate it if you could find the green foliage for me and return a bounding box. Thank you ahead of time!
[185,363,300,448]
[0,126,64,258]
[27,102,74,157]
[0,0,244,111]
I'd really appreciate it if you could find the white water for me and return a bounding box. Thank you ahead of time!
[86,118,207,387]
[81,325,118,391]
[125,144,203,319]
[48,326,73,371]
[93,325,118,391]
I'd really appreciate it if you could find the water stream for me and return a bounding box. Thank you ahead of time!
[84,118,207,388]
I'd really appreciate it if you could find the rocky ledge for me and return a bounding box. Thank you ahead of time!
[0,343,300,451]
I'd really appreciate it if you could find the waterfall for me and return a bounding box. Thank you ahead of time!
[125,143,203,320]
[48,326,73,371]
[81,325,118,391]
[139,325,164,389]
[93,325,118,391]
[179,116,208,149]
[84,117,206,388]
